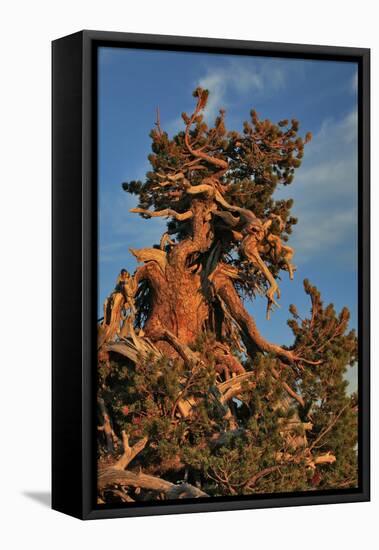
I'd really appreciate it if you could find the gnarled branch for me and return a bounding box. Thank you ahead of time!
[114,431,148,470]
[130,207,193,221]
[98,468,208,499]
[212,265,297,363]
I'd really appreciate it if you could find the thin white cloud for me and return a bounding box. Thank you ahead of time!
[276,108,358,266]
[289,209,356,264]
[166,59,287,133]
[197,60,286,121]
[316,109,358,149]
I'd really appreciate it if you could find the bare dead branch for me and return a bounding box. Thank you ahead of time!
[98,467,208,498]
[130,207,193,221]
[114,431,148,470]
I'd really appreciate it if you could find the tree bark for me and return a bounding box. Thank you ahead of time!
[134,200,213,353]
[98,467,208,499]
[212,264,296,363]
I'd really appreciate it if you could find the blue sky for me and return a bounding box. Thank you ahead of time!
[98,47,358,390]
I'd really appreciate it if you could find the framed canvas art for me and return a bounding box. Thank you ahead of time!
[52,30,370,519]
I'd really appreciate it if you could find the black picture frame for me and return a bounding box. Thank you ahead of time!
[52,30,370,520]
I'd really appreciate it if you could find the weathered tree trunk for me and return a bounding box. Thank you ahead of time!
[143,265,209,346]
[133,198,299,365]
[136,199,213,354]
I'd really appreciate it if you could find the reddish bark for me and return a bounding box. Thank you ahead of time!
[135,199,213,355]
[211,264,296,364]
[143,266,209,348]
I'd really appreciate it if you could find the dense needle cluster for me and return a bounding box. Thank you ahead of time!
[97,89,358,505]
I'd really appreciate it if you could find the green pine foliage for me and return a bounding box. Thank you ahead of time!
[122,88,306,258]
[98,89,358,500]
[98,280,358,495]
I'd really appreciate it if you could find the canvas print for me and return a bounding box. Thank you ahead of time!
[97,48,359,506]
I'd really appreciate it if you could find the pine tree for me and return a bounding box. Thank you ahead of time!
[97,89,357,504]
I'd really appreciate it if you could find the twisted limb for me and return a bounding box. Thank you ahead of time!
[160,232,175,250]
[262,214,296,280]
[281,243,295,280]
[98,292,125,348]
[212,264,294,363]
[130,207,193,221]
[266,233,296,280]
[98,430,208,500]
[98,269,140,347]
[241,232,280,319]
